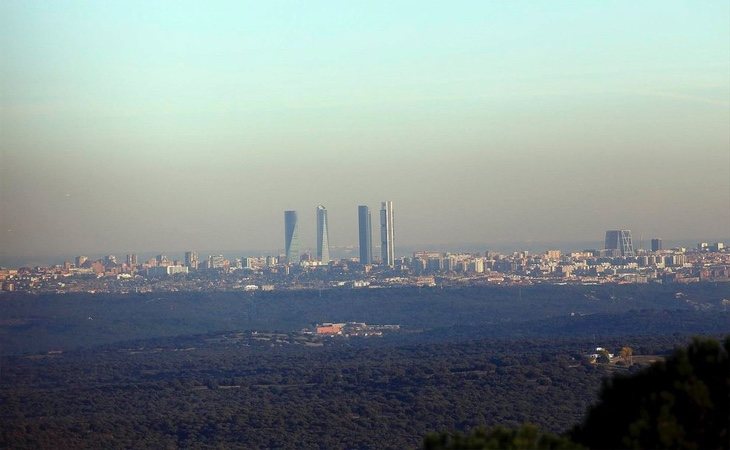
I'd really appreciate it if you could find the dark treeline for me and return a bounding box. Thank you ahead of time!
[425,337,730,450]
[2,283,729,355]
[0,333,708,449]
[1,284,728,448]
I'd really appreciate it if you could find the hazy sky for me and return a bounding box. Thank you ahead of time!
[1,1,729,263]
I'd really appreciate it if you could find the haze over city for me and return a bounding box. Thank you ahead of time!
[2,1,729,265]
[2,3,730,450]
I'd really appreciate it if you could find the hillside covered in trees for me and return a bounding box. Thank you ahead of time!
[2,330,726,448]
[1,283,728,355]
[1,284,728,448]
[424,337,730,450]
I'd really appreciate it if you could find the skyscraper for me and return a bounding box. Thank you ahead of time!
[316,205,330,262]
[358,205,372,264]
[184,251,199,270]
[126,253,138,266]
[605,230,635,257]
[284,210,300,263]
[380,201,395,267]
[650,238,662,252]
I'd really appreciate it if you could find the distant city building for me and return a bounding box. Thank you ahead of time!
[184,251,199,270]
[156,254,169,266]
[650,238,662,252]
[104,255,118,265]
[316,205,330,263]
[380,201,395,267]
[92,260,105,274]
[358,205,373,265]
[444,256,456,272]
[427,257,443,273]
[604,230,635,257]
[284,210,300,263]
[208,254,227,269]
[75,256,88,267]
[126,254,138,266]
[712,242,725,252]
[147,265,189,277]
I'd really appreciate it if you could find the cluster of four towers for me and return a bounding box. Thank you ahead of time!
[284,202,395,267]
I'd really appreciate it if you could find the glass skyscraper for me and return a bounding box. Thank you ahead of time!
[604,229,635,257]
[380,201,394,267]
[284,210,299,263]
[316,205,330,263]
[358,205,372,264]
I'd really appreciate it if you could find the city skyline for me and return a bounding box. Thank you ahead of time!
[0,186,728,268]
[1,209,728,268]
[4,230,727,294]
[1,3,727,448]
[1,1,728,264]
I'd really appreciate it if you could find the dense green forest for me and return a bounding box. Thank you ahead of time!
[1,283,729,355]
[0,332,711,449]
[1,284,728,448]
[425,337,730,450]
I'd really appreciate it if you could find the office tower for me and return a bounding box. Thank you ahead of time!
[380,201,395,267]
[184,251,199,270]
[471,258,485,273]
[284,210,300,263]
[444,256,456,272]
[358,205,372,264]
[650,238,662,252]
[604,230,635,257]
[75,256,88,267]
[126,254,138,266]
[316,205,330,262]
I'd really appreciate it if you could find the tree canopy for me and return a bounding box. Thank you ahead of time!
[572,336,729,450]
[424,337,730,450]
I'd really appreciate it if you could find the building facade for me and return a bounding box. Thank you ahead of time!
[126,254,138,267]
[358,205,372,264]
[316,205,330,263]
[184,251,199,270]
[380,201,395,267]
[605,230,635,257]
[284,210,300,263]
[650,238,662,252]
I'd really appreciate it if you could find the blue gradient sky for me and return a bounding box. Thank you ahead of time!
[1,1,729,262]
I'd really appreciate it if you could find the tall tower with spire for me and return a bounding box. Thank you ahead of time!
[316,205,330,263]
